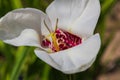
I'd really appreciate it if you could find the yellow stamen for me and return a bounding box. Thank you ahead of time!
[50,18,60,51]
[51,33,59,51]
[45,32,59,52]
[43,18,60,52]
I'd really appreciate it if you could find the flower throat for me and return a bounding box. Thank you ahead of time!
[42,19,82,52]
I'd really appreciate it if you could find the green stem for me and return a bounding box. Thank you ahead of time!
[42,64,51,80]
[10,46,30,80]
[67,74,75,80]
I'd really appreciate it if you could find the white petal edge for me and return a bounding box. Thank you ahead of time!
[70,0,101,38]
[63,57,96,74]
[4,29,41,47]
[0,8,52,40]
[35,33,101,74]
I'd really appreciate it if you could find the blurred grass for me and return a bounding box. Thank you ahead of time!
[0,0,118,80]
[11,0,23,9]
[97,0,117,40]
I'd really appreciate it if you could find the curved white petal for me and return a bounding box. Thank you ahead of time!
[0,8,52,40]
[46,0,88,31]
[46,0,100,37]
[4,29,41,47]
[35,48,61,71]
[35,33,101,74]
[71,0,100,38]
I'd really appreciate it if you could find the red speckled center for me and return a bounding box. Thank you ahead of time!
[42,29,82,52]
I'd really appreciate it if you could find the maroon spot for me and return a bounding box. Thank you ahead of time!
[58,39,62,43]
[59,44,64,48]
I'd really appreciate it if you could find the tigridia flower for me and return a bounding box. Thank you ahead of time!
[0,0,101,74]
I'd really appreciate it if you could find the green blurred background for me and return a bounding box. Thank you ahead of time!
[0,0,120,80]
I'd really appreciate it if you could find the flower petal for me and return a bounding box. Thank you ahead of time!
[49,33,101,74]
[71,0,100,38]
[4,29,41,47]
[0,8,52,40]
[46,0,100,37]
[46,0,89,31]
[64,57,96,74]
[35,48,61,71]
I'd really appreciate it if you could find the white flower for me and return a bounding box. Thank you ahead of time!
[0,0,101,74]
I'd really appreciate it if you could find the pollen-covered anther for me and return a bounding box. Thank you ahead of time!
[42,28,82,52]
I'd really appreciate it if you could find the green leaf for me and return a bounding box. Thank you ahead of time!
[10,46,31,80]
